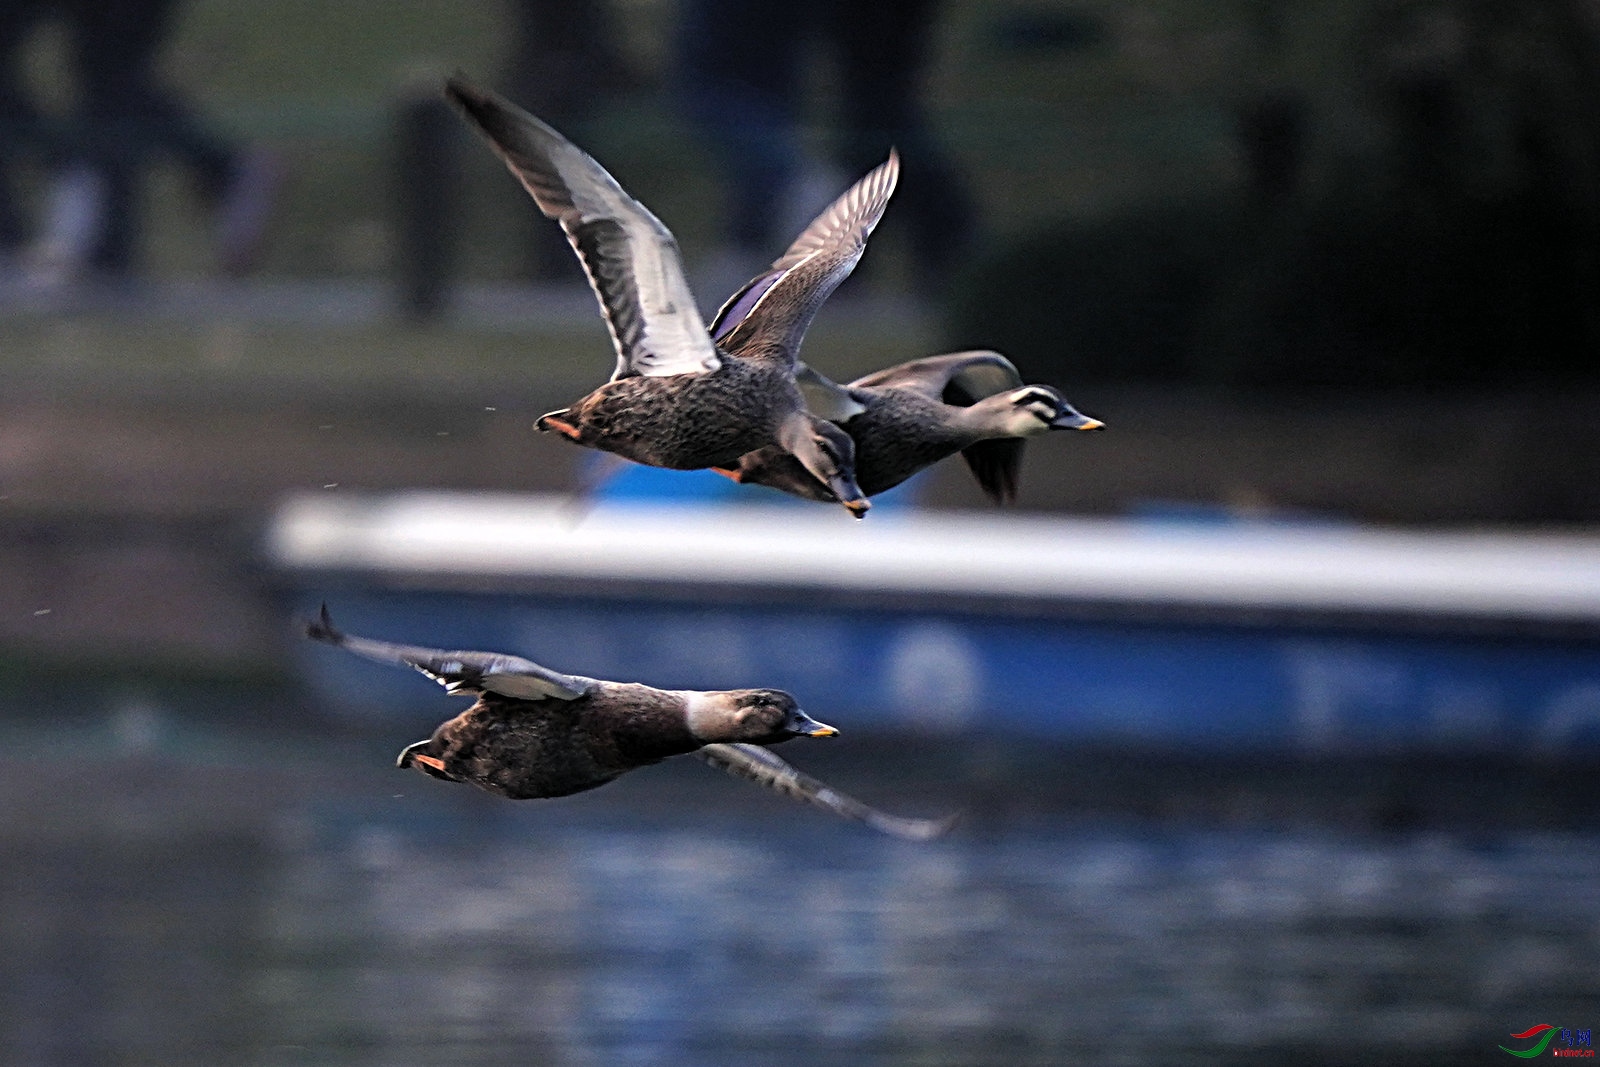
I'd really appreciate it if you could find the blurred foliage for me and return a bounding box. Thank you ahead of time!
[950,0,1600,389]
[1203,193,1597,389]
[952,185,1600,390]
[946,200,1243,383]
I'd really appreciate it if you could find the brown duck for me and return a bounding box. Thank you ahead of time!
[716,350,1104,504]
[447,76,903,516]
[305,607,952,839]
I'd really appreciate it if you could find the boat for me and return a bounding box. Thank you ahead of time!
[265,488,1600,753]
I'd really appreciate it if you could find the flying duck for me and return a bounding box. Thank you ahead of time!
[305,607,952,840]
[715,350,1103,504]
[446,76,903,517]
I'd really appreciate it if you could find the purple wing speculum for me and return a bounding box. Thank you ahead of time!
[709,271,784,342]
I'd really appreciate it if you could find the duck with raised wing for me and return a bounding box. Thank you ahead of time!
[446,76,904,517]
[715,350,1103,505]
[304,607,952,839]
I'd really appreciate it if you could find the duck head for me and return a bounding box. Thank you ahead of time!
[686,688,839,745]
[967,385,1104,439]
[715,447,840,504]
[777,413,870,518]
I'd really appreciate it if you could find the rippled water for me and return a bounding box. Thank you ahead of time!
[4,717,1598,1066]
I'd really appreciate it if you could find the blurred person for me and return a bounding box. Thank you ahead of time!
[22,0,279,286]
[675,0,977,301]
[0,0,57,272]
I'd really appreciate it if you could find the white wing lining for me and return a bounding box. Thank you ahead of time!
[447,77,720,380]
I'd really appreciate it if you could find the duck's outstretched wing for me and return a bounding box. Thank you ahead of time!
[959,437,1027,505]
[447,76,719,382]
[695,742,956,840]
[305,605,594,702]
[850,349,1023,402]
[709,152,899,363]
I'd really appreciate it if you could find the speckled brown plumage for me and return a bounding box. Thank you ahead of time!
[410,684,704,799]
[541,353,804,470]
[719,388,969,500]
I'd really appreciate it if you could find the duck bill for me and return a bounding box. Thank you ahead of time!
[1051,408,1104,431]
[790,711,840,738]
[826,472,870,518]
[840,495,871,519]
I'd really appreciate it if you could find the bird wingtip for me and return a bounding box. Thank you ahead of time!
[443,71,478,99]
[303,602,343,645]
[891,810,961,841]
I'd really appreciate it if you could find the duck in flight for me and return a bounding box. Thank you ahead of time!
[716,350,1104,505]
[446,76,903,518]
[305,606,953,840]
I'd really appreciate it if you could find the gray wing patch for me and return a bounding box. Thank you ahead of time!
[851,350,1021,402]
[794,362,867,422]
[305,605,593,702]
[695,743,956,840]
[446,76,719,381]
[711,151,899,361]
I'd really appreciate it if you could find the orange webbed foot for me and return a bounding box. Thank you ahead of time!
[536,411,584,442]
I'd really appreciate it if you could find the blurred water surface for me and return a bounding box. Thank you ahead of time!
[3,709,1597,1066]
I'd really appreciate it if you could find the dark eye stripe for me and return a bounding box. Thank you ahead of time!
[1011,387,1058,407]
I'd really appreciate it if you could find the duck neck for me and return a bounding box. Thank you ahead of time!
[607,684,702,763]
[947,399,1010,443]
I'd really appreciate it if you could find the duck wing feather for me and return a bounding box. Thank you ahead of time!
[447,76,719,382]
[850,349,1023,401]
[709,152,899,363]
[960,437,1026,504]
[305,605,594,702]
[695,742,955,840]
[793,362,867,422]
